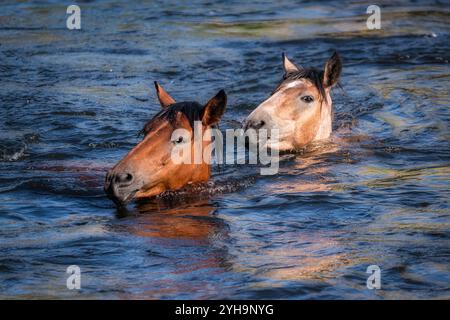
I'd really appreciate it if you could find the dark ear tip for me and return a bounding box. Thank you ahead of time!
[154,81,160,91]
[217,89,227,99]
[331,51,341,61]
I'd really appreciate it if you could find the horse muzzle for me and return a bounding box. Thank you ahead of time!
[104,169,139,206]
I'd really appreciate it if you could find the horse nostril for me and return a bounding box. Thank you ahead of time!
[251,120,265,130]
[245,119,266,131]
[115,172,134,185]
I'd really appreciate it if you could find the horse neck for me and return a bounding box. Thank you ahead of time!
[314,101,332,141]
[190,138,212,182]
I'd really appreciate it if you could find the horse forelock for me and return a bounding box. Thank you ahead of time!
[273,68,328,104]
[141,102,203,136]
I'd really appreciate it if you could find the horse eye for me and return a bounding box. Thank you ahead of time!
[173,136,184,144]
[301,95,314,103]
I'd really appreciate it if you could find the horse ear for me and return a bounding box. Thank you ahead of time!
[323,51,342,88]
[201,89,227,126]
[154,81,176,108]
[282,53,300,74]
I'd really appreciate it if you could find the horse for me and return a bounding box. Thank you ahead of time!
[104,82,227,205]
[243,51,342,151]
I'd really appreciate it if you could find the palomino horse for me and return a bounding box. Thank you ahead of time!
[244,52,342,151]
[105,82,227,205]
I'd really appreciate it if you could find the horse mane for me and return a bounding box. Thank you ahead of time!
[141,102,202,136]
[273,68,328,104]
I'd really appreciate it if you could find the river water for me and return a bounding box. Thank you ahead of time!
[0,0,449,299]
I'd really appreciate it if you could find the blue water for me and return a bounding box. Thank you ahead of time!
[0,0,449,299]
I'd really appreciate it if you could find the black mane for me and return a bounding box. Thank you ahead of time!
[141,102,203,136]
[273,68,327,103]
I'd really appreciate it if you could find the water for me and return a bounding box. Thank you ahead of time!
[0,0,449,299]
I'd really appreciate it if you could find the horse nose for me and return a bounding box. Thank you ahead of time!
[105,170,134,188]
[245,119,265,130]
[114,172,134,185]
[104,169,135,205]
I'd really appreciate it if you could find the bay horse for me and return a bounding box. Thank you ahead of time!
[244,52,342,151]
[105,82,227,205]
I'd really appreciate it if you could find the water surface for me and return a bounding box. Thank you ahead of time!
[0,0,449,299]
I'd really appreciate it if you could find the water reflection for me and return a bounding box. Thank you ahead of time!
[111,199,237,299]
[121,199,225,242]
[236,230,351,283]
